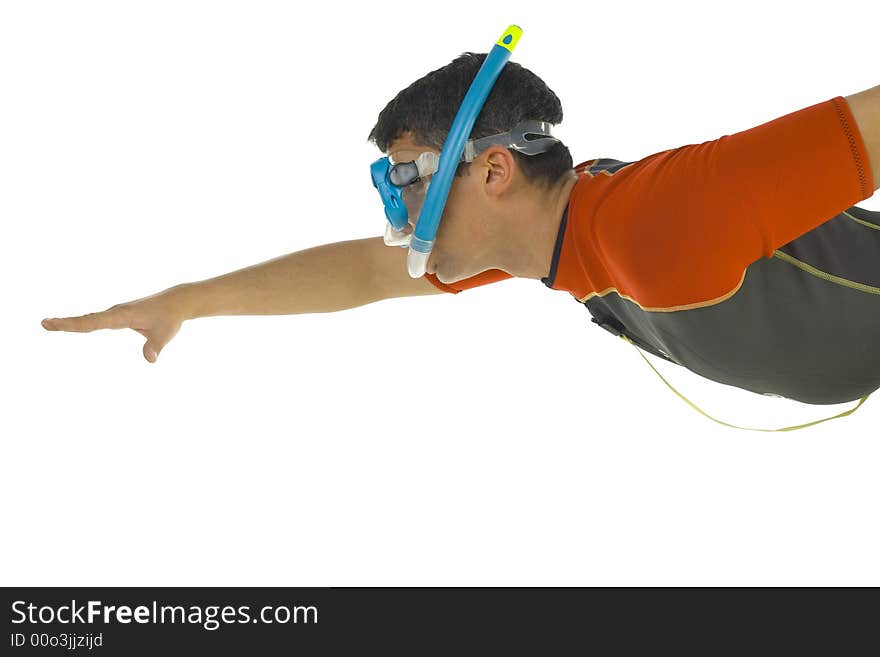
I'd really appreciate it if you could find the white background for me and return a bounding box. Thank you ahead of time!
[2,0,879,586]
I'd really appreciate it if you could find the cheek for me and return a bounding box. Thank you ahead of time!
[437,180,481,244]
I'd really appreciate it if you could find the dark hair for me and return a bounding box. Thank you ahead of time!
[367,52,573,191]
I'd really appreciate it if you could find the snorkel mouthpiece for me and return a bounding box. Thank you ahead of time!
[407,236,433,278]
[405,24,524,278]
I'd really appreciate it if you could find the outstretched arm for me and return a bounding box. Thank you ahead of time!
[41,237,443,362]
[846,84,880,191]
[169,236,443,318]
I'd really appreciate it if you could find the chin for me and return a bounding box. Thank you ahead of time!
[437,271,464,285]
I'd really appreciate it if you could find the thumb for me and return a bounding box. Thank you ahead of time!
[138,323,181,363]
[143,340,161,363]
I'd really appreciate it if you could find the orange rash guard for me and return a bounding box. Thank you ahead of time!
[424,96,879,405]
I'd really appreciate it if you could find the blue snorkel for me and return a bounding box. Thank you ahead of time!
[404,25,523,278]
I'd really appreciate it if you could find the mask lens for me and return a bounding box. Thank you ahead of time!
[389,161,420,186]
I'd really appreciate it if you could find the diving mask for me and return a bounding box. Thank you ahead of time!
[371,119,561,249]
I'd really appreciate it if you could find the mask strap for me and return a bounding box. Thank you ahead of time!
[463,120,560,161]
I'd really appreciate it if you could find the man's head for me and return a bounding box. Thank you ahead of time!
[368,52,574,284]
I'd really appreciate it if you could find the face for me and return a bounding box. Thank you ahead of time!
[386,132,498,284]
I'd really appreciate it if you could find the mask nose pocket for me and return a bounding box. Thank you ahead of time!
[402,179,430,226]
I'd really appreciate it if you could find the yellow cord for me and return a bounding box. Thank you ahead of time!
[620,335,871,432]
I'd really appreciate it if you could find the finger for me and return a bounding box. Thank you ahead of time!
[42,309,130,333]
[143,341,159,363]
[141,324,181,363]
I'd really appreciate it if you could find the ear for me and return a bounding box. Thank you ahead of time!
[480,145,516,195]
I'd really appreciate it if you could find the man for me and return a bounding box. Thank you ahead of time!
[41,53,880,416]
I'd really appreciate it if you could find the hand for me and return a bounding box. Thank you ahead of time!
[41,285,190,363]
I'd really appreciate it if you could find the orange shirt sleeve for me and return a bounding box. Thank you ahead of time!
[597,95,875,306]
[709,95,874,254]
[423,269,513,293]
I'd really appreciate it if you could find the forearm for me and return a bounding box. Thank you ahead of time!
[173,238,378,319]
[845,84,880,191]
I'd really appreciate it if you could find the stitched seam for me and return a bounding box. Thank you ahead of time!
[574,268,747,311]
[832,97,869,198]
[842,210,880,231]
[773,249,880,295]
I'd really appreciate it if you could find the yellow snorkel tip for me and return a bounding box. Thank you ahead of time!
[496,25,523,53]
